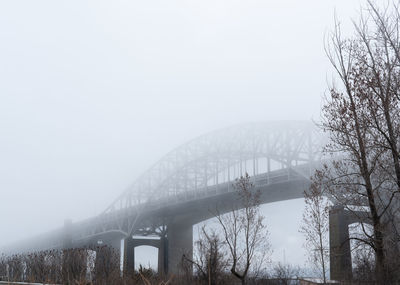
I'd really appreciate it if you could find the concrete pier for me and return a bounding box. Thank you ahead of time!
[329,205,352,281]
[158,236,168,275]
[123,237,136,277]
[122,236,168,275]
[167,223,193,274]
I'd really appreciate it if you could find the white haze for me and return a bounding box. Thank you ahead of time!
[1,0,365,268]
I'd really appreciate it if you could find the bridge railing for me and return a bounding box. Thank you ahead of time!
[142,166,312,211]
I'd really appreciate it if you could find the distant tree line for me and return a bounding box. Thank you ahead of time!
[0,246,120,284]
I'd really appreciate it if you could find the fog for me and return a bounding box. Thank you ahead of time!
[1,0,364,268]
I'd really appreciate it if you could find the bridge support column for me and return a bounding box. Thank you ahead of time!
[123,237,135,277]
[329,205,352,281]
[167,222,193,274]
[158,236,168,275]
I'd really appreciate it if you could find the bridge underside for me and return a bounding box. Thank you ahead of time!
[120,202,355,280]
[77,175,312,275]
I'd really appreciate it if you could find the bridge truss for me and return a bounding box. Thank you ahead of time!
[104,121,325,217]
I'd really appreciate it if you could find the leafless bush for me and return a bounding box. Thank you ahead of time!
[61,248,89,284]
[181,225,228,285]
[93,245,120,285]
[352,244,376,283]
[271,262,302,285]
[24,251,62,283]
[7,254,25,282]
[0,255,8,281]
[138,265,175,285]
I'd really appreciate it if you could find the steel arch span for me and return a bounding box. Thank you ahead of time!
[104,120,325,215]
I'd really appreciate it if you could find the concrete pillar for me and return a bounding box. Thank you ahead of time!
[158,236,168,275]
[167,222,193,274]
[123,237,135,277]
[329,205,352,281]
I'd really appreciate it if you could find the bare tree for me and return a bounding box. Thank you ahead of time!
[215,173,271,285]
[360,0,400,192]
[319,1,400,282]
[182,225,228,285]
[300,183,330,284]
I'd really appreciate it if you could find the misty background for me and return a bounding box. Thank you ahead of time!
[1,0,363,269]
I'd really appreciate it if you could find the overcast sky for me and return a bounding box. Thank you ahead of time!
[0,0,367,268]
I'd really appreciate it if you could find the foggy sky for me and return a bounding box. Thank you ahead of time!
[1,0,365,267]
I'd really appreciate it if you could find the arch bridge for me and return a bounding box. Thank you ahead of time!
[3,121,354,280]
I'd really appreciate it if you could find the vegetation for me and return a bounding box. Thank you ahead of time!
[182,173,271,285]
[181,225,228,285]
[214,173,271,285]
[302,0,400,283]
[0,248,296,285]
[300,184,329,283]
